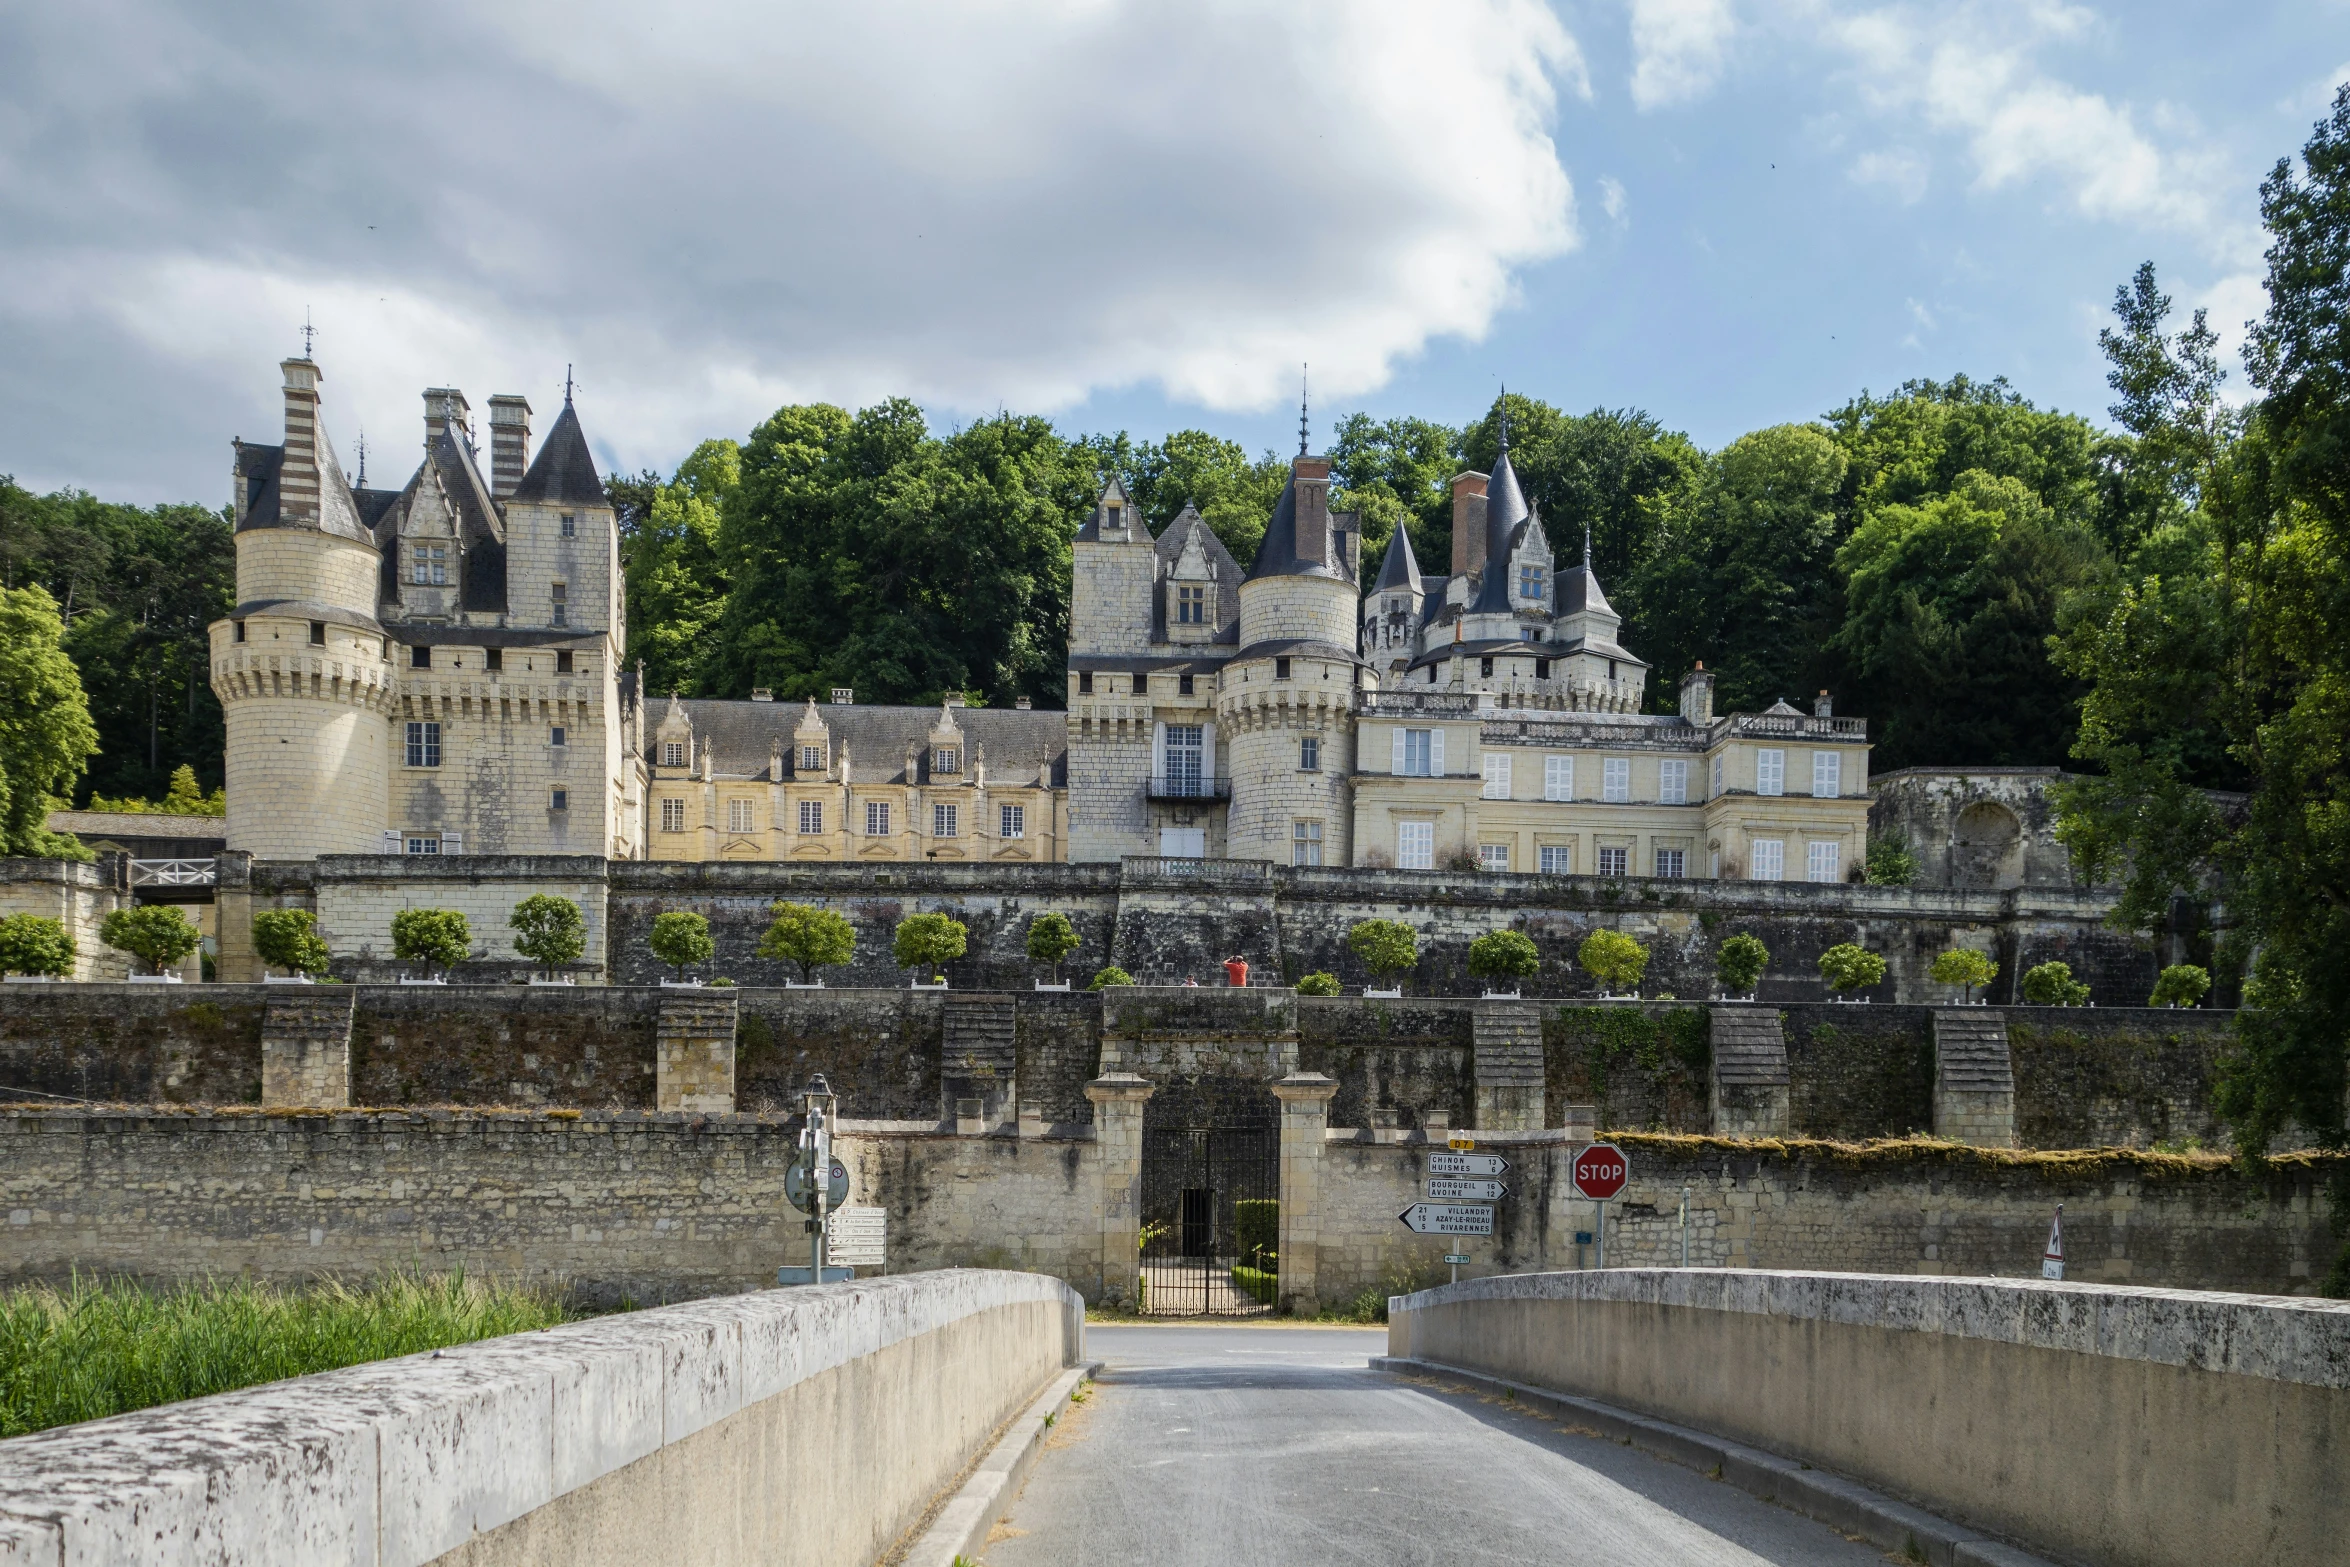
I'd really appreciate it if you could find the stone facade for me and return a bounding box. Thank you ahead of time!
[0,857,132,982]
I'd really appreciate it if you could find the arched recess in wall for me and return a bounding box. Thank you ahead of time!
[1952,802,2025,890]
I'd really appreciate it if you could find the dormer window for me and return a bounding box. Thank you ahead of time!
[799,745,824,772]
[1104,501,1122,530]
[1177,585,1207,624]
[1519,565,1546,600]
[934,747,960,775]
[662,741,685,768]
[411,543,449,585]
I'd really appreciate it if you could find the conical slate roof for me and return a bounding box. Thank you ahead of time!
[1468,432,1530,614]
[1243,469,1351,584]
[511,400,606,506]
[1373,520,1423,594]
[1556,525,1616,618]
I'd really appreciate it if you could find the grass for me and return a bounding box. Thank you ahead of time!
[0,1272,579,1439]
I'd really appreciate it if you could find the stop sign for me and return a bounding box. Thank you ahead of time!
[1572,1142,1629,1200]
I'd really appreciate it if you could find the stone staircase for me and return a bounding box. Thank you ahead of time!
[260,989,356,1108]
[655,993,739,1112]
[944,994,1019,1129]
[1472,1002,1544,1131]
[1932,1009,2016,1147]
[1708,1007,1789,1135]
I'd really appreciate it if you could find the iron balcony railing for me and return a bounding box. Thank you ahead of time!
[1146,775,1232,802]
[128,858,217,887]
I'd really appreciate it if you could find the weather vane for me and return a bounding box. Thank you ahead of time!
[1298,363,1310,456]
[300,309,316,361]
[354,430,367,488]
[564,363,576,405]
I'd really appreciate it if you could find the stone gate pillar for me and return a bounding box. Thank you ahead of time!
[1272,1071,1340,1317]
[1084,1072,1154,1308]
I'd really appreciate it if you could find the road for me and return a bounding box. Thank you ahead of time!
[979,1324,1895,1566]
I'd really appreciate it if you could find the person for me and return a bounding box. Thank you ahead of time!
[1182,977,1199,987]
[1222,954,1248,988]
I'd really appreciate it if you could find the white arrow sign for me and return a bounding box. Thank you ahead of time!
[1426,1178,1508,1202]
[1400,1203,1495,1236]
[1428,1152,1509,1178]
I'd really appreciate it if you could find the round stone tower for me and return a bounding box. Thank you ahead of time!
[210,358,395,858]
[1219,451,1363,866]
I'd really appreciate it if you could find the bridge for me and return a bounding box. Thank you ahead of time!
[0,1267,2338,1566]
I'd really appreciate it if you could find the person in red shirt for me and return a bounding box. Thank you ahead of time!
[1222,955,1248,988]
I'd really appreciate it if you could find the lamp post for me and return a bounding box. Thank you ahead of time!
[803,1073,836,1282]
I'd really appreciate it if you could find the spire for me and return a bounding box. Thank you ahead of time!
[300,309,316,362]
[1497,385,1509,456]
[511,397,605,506]
[1468,391,1530,616]
[564,364,575,406]
[1583,521,1592,568]
[1373,519,1423,594]
[1298,363,1310,456]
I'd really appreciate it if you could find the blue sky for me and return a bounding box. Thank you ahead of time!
[1,1,2342,501]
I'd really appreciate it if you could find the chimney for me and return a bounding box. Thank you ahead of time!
[1814,689,1834,719]
[424,387,471,447]
[751,687,774,702]
[487,395,531,497]
[1293,455,1332,565]
[1679,662,1716,725]
[1014,696,1032,710]
[278,359,323,526]
[1449,471,1490,577]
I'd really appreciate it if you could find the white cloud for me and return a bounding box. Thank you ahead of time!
[1599,176,1630,224]
[0,0,1585,498]
[1849,147,1931,203]
[1629,0,1737,110]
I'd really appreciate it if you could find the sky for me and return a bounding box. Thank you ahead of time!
[1,0,2344,504]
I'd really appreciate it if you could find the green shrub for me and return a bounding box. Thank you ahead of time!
[2149,964,2211,1008]
[1578,929,1648,993]
[1865,830,1918,886]
[100,905,202,977]
[0,913,74,977]
[647,911,714,981]
[758,901,855,982]
[2020,959,2092,1006]
[1467,929,1539,985]
[1347,919,1418,986]
[508,896,585,980]
[1024,913,1079,981]
[1234,1198,1279,1270]
[252,909,329,979]
[1087,965,1135,989]
[389,908,471,980]
[1715,933,1768,994]
[1818,943,1887,995]
[892,912,968,980]
[1294,971,1341,996]
[1930,947,1999,1002]
[1230,1266,1278,1307]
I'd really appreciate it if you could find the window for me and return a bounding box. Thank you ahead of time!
[406,835,441,855]
[550,582,567,628]
[1659,759,1688,805]
[556,651,573,674]
[1482,754,1512,799]
[1808,841,1841,883]
[1597,846,1628,877]
[1812,752,1842,798]
[729,799,757,834]
[1300,736,1321,771]
[660,798,686,833]
[550,787,569,812]
[559,512,576,539]
[935,747,959,775]
[865,800,891,836]
[1479,843,1509,872]
[1545,755,1573,801]
[550,726,566,748]
[1756,748,1786,797]
[933,803,959,837]
[795,745,819,772]
[1711,756,1724,797]
[1539,845,1574,875]
[1603,758,1630,802]
[661,741,685,768]
[1164,724,1203,794]
[1179,673,1195,696]
[233,620,246,643]
[1479,656,1494,678]
[411,645,432,670]
[405,721,441,767]
[999,804,1025,839]
[309,620,325,645]
[1399,728,1436,777]
[1750,839,1785,881]
[1396,820,1434,870]
[1177,584,1207,624]
[411,543,447,585]
[799,800,824,834]
[1275,657,1292,680]
[1656,847,1686,878]
[484,647,502,671]
[1294,819,1323,866]
[1136,675,1151,696]
[1519,565,1546,601]
[1079,672,1094,695]
[1534,658,1550,679]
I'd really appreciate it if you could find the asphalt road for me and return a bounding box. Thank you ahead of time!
[979,1324,1894,1567]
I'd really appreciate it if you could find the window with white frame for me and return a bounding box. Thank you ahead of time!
[1808,841,1841,883]
[1482,753,1512,799]
[1478,843,1509,872]
[799,744,823,773]
[559,512,576,539]
[1299,736,1320,771]
[1812,751,1842,798]
[411,543,447,585]
[865,800,891,836]
[1655,847,1686,878]
[1756,748,1786,796]
[406,835,441,855]
[1603,757,1630,802]
[798,800,824,834]
[550,581,567,627]
[1396,820,1434,869]
[934,747,959,775]
[660,798,685,833]
[406,721,441,768]
[1750,838,1784,880]
[1711,756,1724,797]
[1176,583,1207,624]
[1000,804,1026,839]
[1163,724,1203,793]
[933,802,959,837]
[1659,759,1687,804]
[728,799,756,834]
[1544,755,1573,800]
[1294,819,1323,866]
[1518,565,1546,601]
[1399,728,1435,776]
[1539,844,1574,874]
[1597,846,1628,876]
[661,741,685,768]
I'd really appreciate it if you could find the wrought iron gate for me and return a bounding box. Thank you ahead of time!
[1139,1120,1280,1317]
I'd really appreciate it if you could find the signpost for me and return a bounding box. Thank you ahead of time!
[1428,1152,1509,1178]
[1571,1142,1630,1269]
[825,1204,887,1268]
[1399,1203,1495,1236]
[1409,1146,1517,1279]
[1425,1177,1508,1202]
[782,1074,843,1286]
[2042,1203,2065,1281]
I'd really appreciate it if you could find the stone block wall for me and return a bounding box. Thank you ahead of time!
[0,857,130,983]
[839,1130,1106,1294]
[0,986,266,1104]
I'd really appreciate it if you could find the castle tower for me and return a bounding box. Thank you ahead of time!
[212,357,395,856]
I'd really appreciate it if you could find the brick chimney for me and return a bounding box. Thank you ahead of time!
[1449,471,1489,577]
[1679,662,1716,725]
[1293,454,1333,565]
[487,395,531,497]
[278,358,323,525]
[424,387,471,447]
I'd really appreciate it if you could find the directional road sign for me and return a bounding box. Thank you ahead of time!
[1442,1253,1472,1265]
[1399,1203,1495,1236]
[1426,1178,1509,1202]
[1572,1142,1630,1200]
[1428,1152,1509,1178]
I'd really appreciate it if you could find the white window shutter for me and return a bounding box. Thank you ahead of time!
[442,832,463,856]
[1390,727,1405,775]
[1430,729,1445,777]
[382,831,402,855]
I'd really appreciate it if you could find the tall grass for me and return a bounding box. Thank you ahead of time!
[0,1272,577,1439]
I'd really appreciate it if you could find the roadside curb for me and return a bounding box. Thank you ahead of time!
[1369,1355,2053,1567]
[904,1359,1102,1567]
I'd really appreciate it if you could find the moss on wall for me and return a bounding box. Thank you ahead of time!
[1544,1004,1711,1132]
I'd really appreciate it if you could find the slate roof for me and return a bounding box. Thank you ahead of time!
[1072,476,1135,543]
[651,699,1068,787]
[1151,504,1243,643]
[511,401,607,506]
[1243,469,1354,586]
[1373,521,1423,594]
[1469,440,1531,614]
[232,427,375,546]
[1555,562,1615,618]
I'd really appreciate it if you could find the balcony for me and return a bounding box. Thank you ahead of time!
[1147,776,1232,803]
[1721,713,1870,740]
[129,858,217,888]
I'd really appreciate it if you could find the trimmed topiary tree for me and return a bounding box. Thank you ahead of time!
[1025,912,1080,984]
[1715,933,1768,997]
[1347,918,1418,991]
[1467,929,1539,992]
[759,900,855,984]
[1087,965,1135,990]
[390,908,471,982]
[100,905,201,978]
[1234,1198,1278,1271]
[1818,942,1887,996]
[509,896,585,982]
[648,910,714,983]
[0,913,74,978]
[1930,946,1999,1003]
[2149,964,2211,1009]
[1577,929,1648,995]
[252,909,330,979]
[2020,959,2092,1006]
[1295,971,1341,996]
[893,912,968,984]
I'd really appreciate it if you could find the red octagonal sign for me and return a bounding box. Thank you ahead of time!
[1572,1142,1630,1201]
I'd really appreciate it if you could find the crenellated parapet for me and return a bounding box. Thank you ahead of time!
[1213,682,1358,737]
